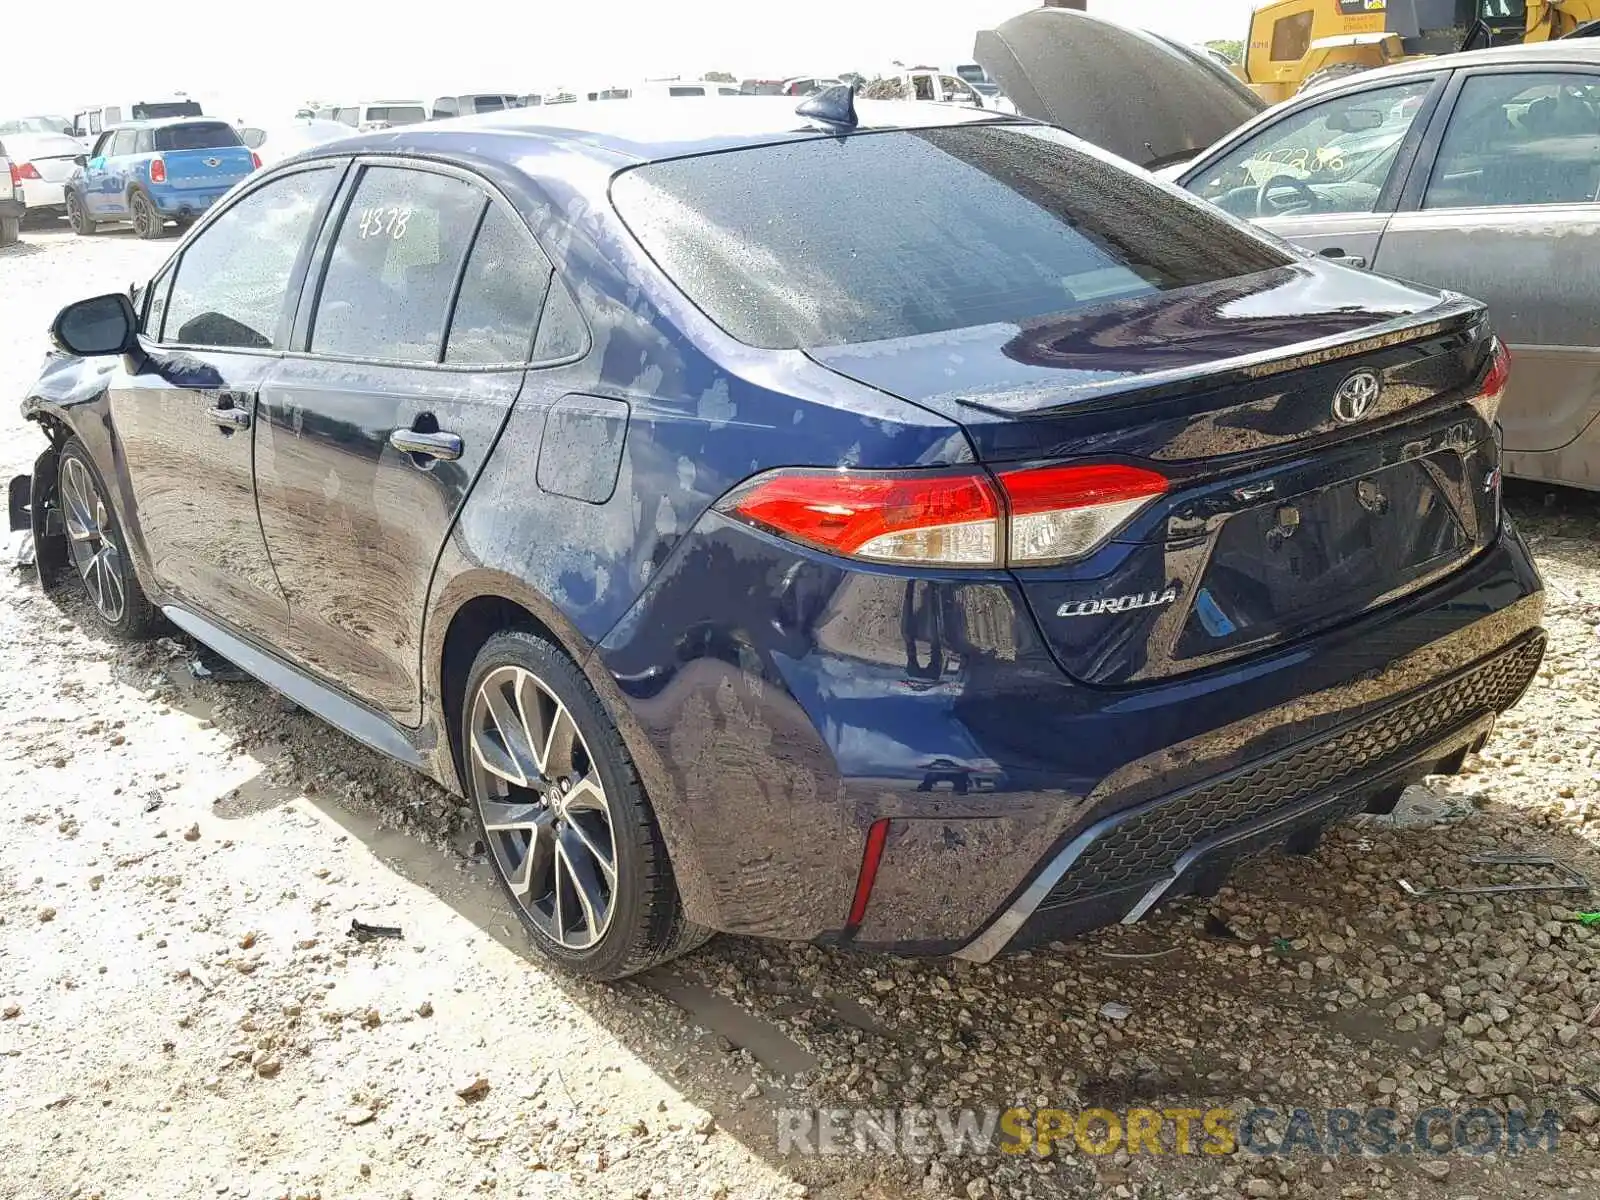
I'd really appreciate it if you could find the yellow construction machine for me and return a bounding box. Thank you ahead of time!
[1240,0,1600,102]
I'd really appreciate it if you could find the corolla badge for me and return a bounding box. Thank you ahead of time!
[203,157,221,167]
[1331,369,1381,424]
[1057,586,1179,619]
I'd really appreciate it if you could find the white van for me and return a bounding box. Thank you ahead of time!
[70,97,203,145]
[313,101,429,131]
[431,94,524,119]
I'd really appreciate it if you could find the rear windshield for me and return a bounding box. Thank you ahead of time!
[612,125,1290,350]
[154,122,243,151]
[133,101,203,120]
[471,95,509,113]
[368,106,426,126]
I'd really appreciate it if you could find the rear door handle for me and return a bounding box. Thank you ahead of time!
[390,428,463,461]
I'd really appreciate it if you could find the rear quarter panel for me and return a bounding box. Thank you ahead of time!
[418,147,969,920]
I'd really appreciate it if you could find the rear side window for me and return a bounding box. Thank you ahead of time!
[613,125,1289,350]
[1424,72,1600,209]
[367,106,426,126]
[154,122,242,151]
[310,166,485,362]
[163,167,337,348]
[132,101,202,120]
[444,206,553,365]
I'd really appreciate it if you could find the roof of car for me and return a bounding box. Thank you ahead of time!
[1316,38,1600,86]
[295,96,1019,166]
[108,116,232,130]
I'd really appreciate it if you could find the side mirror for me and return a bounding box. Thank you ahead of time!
[50,293,138,358]
[73,154,87,168]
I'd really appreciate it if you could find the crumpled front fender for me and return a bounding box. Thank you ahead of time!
[21,352,116,427]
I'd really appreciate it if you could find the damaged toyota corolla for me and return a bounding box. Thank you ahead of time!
[10,91,1544,979]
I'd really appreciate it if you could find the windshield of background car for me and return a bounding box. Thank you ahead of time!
[133,101,204,119]
[367,106,426,126]
[1192,78,1435,216]
[153,122,243,151]
[611,125,1289,350]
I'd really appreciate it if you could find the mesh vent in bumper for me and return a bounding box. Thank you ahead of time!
[1036,633,1545,912]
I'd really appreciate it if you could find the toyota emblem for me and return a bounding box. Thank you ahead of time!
[203,157,221,167]
[1331,369,1381,424]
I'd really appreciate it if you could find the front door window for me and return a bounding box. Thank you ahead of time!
[1189,78,1435,219]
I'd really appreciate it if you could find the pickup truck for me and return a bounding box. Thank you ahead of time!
[65,118,257,239]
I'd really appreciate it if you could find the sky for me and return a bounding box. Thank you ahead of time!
[2,0,1257,124]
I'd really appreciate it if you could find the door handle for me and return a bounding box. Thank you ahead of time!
[1319,248,1368,269]
[390,428,463,461]
[206,397,251,431]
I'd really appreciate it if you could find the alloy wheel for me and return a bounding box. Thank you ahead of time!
[468,664,618,950]
[132,195,158,238]
[59,456,126,623]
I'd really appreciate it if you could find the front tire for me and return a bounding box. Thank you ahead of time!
[129,189,167,239]
[56,439,159,640]
[462,629,711,980]
[65,191,96,236]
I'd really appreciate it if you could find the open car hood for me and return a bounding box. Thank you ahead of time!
[974,8,1264,169]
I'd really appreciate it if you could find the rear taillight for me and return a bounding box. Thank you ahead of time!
[149,155,167,184]
[16,162,42,180]
[997,463,1169,565]
[1470,338,1510,426]
[719,468,1001,567]
[718,461,1167,568]
[250,151,262,169]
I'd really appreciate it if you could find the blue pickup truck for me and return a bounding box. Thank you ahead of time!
[65,118,258,239]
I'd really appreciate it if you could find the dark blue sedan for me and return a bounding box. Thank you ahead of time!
[14,94,1544,978]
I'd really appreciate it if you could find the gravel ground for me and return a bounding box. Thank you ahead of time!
[1,227,1598,1200]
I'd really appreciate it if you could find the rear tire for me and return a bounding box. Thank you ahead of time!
[65,191,96,236]
[0,216,17,246]
[1297,63,1372,94]
[56,438,159,641]
[461,628,712,980]
[129,189,168,239]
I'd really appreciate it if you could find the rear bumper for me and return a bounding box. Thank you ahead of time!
[15,187,66,215]
[600,515,1544,952]
[957,629,1542,959]
[152,189,231,216]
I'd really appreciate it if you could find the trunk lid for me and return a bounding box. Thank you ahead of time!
[973,8,1264,169]
[809,264,1501,685]
[6,133,80,184]
[160,146,255,190]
